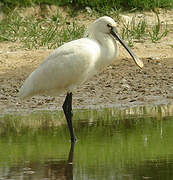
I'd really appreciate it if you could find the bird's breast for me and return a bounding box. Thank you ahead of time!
[95,36,118,71]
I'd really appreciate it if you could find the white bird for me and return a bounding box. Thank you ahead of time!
[19,16,143,142]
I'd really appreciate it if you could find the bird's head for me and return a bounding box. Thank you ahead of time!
[93,16,118,34]
[86,16,144,69]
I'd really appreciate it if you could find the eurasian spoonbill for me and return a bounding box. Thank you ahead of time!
[19,16,144,142]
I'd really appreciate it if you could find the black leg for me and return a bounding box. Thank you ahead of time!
[62,92,76,142]
[67,141,75,164]
[65,142,75,180]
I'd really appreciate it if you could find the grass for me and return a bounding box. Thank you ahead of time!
[121,17,147,40]
[120,13,168,47]
[0,105,171,133]
[0,10,85,49]
[148,13,168,42]
[121,17,148,47]
[0,111,65,134]
[0,0,171,49]
[0,7,169,50]
[1,0,173,11]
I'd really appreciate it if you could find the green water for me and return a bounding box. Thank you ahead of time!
[0,105,173,180]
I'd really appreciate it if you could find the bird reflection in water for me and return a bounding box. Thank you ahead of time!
[3,142,75,180]
[45,142,75,180]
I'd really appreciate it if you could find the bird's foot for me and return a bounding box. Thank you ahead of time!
[70,136,77,143]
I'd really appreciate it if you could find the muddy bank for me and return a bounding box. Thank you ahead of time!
[0,46,172,114]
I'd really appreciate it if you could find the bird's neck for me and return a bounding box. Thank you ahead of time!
[94,32,118,71]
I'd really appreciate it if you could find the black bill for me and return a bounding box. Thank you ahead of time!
[110,28,144,69]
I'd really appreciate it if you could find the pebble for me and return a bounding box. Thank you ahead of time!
[120,78,127,84]
[129,99,136,102]
[122,84,130,89]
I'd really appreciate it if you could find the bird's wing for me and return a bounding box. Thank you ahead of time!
[19,38,100,98]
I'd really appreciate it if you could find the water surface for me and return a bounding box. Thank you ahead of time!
[0,105,173,179]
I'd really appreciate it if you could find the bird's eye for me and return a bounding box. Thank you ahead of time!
[107,24,113,30]
[107,24,112,28]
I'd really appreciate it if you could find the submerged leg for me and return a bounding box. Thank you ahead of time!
[62,92,76,142]
[65,141,75,179]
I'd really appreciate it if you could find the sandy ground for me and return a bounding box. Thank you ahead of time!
[0,8,173,114]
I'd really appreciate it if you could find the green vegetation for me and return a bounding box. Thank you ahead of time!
[121,14,168,46]
[0,105,171,133]
[0,9,169,49]
[148,13,168,42]
[1,11,169,49]
[0,0,171,49]
[0,11,85,49]
[121,17,148,47]
[1,0,173,11]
